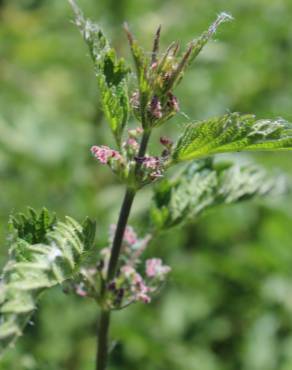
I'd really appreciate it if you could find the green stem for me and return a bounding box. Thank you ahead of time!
[106,188,136,282]
[96,130,151,370]
[136,130,150,164]
[96,310,110,370]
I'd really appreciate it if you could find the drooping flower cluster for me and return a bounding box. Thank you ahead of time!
[135,155,164,180]
[75,225,171,309]
[91,127,167,186]
[90,145,121,164]
[104,225,170,307]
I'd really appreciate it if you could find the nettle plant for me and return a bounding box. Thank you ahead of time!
[1,1,292,369]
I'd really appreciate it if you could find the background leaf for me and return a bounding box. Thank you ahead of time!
[151,159,286,230]
[0,209,96,355]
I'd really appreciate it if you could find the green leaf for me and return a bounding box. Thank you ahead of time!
[187,12,233,66]
[151,159,286,230]
[172,113,292,163]
[0,208,96,355]
[124,23,151,127]
[69,0,130,146]
[163,12,232,92]
[9,207,56,245]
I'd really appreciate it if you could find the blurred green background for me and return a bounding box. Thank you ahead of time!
[1,0,292,369]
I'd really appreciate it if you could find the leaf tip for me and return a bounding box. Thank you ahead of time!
[208,12,233,36]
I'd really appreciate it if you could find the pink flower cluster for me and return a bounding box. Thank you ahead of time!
[74,225,171,308]
[123,225,138,245]
[99,225,171,308]
[147,93,179,124]
[150,96,163,119]
[109,224,138,246]
[120,265,151,303]
[167,92,179,112]
[137,156,164,180]
[91,145,122,165]
[124,138,139,152]
[118,258,171,304]
[142,156,160,170]
[146,258,171,278]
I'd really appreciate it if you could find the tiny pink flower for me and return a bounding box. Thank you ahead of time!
[128,234,152,264]
[146,258,171,278]
[132,273,151,303]
[133,272,143,285]
[121,265,136,277]
[160,136,173,149]
[91,145,122,164]
[124,226,138,245]
[137,292,151,303]
[76,283,87,297]
[150,96,162,119]
[111,150,122,160]
[143,156,160,170]
[110,225,137,246]
[126,138,139,151]
[151,61,158,70]
[128,127,143,138]
[167,92,179,112]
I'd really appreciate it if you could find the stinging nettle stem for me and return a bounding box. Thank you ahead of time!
[106,188,136,282]
[96,310,110,370]
[96,130,151,370]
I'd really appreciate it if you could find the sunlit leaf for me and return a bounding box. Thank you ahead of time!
[172,113,292,163]
[69,0,130,146]
[124,23,151,127]
[188,12,233,65]
[165,12,233,91]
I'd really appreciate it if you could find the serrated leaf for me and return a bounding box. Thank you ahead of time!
[0,208,96,355]
[151,159,286,230]
[9,207,56,245]
[69,0,130,146]
[188,12,233,65]
[172,113,292,163]
[163,12,232,92]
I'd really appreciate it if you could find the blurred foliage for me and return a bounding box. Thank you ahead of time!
[1,0,292,369]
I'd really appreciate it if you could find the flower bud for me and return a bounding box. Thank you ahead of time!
[160,136,173,150]
[149,96,162,119]
[167,92,179,112]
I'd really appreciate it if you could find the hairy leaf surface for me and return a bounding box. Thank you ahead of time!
[0,209,95,355]
[124,23,151,127]
[69,0,130,146]
[187,12,233,66]
[172,113,292,162]
[151,159,286,230]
